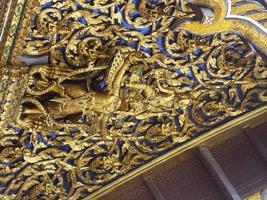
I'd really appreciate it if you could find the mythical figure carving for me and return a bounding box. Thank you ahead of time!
[1,0,267,199]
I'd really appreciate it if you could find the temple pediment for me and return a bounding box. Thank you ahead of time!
[1,0,267,199]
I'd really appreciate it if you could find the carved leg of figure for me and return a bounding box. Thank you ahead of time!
[27,79,66,97]
[98,113,110,135]
[127,82,155,99]
[47,92,94,119]
[17,112,41,129]
[17,97,49,129]
[62,83,88,98]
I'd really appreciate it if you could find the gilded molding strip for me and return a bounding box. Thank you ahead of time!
[0,0,13,41]
[178,0,267,57]
[0,0,26,66]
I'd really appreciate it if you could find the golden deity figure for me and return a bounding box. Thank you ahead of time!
[20,48,151,132]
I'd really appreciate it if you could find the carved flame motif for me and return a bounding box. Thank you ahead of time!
[1,0,267,199]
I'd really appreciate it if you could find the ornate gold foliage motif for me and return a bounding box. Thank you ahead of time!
[1,0,267,199]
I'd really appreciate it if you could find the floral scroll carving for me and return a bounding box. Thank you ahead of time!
[1,0,267,199]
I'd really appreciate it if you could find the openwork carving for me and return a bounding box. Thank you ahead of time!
[1,0,267,199]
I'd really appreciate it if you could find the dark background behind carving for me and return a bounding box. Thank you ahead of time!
[256,0,267,8]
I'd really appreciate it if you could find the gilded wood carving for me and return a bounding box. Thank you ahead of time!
[1,0,267,199]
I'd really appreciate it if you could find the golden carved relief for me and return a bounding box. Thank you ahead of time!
[1,0,267,199]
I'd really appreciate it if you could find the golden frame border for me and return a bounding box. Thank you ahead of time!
[0,0,26,66]
[1,1,267,199]
[0,0,37,129]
